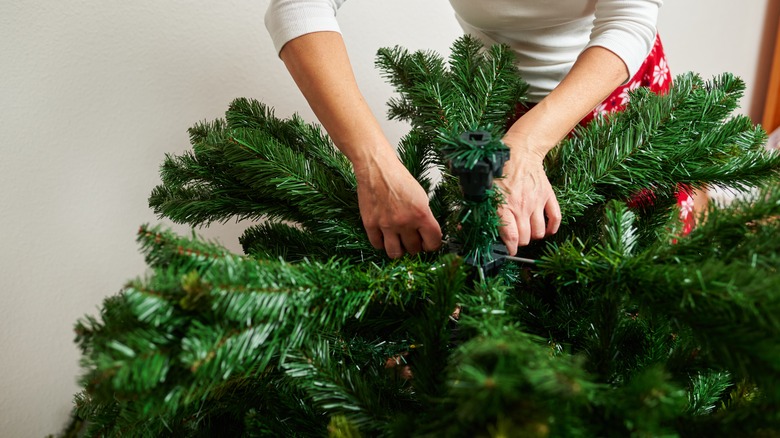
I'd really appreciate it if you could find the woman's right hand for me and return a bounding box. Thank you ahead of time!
[280,32,441,259]
[354,153,442,259]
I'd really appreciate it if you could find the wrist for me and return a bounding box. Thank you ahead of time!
[349,144,400,182]
[501,132,549,163]
[333,128,396,176]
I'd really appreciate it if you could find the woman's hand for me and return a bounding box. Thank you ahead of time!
[280,32,442,258]
[495,137,561,256]
[354,154,442,259]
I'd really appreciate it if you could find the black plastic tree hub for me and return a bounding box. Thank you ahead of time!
[445,130,510,202]
[443,129,516,276]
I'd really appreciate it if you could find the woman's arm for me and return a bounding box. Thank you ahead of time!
[496,0,660,254]
[279,32,442,258]
[497,46,628,254]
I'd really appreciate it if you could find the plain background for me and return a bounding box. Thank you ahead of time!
[1,1,778,436]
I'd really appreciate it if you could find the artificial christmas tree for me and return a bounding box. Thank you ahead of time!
[66,36,780,437]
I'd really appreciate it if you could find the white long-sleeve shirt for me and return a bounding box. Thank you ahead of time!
[265,0,662,101]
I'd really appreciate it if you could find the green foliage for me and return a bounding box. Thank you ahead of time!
[149,98,374,264]
[376,35,528,136]
[548,73,774,234]
[68,35,780,437]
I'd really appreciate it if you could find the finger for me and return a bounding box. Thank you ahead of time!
[498,206,519,256]
[530,209,546,241]
[383,233,404,259]
[545,196,562,236]
[517,215,531,247]
[365,227,384,250]
[418,217,443,252]
[400,230,423,256]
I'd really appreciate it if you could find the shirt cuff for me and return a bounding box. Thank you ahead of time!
[265,1,344,55]
[585,28,656,83]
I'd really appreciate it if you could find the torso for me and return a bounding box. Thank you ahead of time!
[447,0,600,101]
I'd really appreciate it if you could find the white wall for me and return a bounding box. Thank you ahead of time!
[659,0,776,204]
[659,0,776,121]
[0,1,772,436]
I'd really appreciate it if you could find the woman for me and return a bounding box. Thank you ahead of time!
[264,0,675,259]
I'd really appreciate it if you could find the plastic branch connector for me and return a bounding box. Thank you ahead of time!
[444,131,510,202]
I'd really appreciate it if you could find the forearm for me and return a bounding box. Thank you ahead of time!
[504,46,629,159]
[279,31,396,172]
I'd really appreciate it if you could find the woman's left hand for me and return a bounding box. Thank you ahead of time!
[494,140,561,255]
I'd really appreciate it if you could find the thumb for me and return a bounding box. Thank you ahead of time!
[419,214,443,252]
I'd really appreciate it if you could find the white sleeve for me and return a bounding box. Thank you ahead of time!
[585,0,662,81]
[264,0,347,55]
